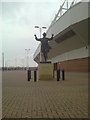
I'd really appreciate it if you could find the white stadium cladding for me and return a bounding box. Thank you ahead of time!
[33,0,89,73]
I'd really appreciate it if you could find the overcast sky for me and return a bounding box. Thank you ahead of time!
[0,0,81,67]
[1,0,64,67]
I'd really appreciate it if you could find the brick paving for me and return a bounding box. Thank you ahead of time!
[2,70,88,118]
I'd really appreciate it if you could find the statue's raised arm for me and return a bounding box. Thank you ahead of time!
[48,34,54,41]
[34,34,41,41]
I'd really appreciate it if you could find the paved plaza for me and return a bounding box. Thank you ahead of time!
[2,70,88,119]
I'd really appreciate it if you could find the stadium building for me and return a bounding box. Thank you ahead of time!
[33,1,89,80]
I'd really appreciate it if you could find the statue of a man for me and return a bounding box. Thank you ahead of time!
[34,32,54,62]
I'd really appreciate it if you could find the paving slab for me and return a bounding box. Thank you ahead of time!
[2,70,88,118]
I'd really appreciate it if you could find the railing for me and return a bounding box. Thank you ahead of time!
[50,0,81,26]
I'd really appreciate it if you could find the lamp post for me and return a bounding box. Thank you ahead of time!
[34,26,47,62]
[2,52,4,71]
[25,49,31,70]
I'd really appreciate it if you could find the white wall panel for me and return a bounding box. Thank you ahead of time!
[47,2,89,37]
[33,2,89,63]
[51,46,89,63]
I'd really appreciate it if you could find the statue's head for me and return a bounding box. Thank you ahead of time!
[43,32,46,37]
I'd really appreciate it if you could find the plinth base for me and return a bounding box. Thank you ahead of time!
[38,62,53,80]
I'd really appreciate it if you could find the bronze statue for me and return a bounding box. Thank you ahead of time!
[34,32,54,62]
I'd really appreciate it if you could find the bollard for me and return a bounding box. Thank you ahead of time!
[53,69,54,78]
[62,69,65,80]
[29,70,31,79]
[27,70,31,81]
[2,67,4,71]
[57,69,60,81]
[34,70,37,82]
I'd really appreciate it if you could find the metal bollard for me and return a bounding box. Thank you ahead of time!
[2,67,4,71]
[57,69,60,81]
[27,70,31,81]
[34,70,37,82]
[53,69,54,78]
[62,69,65,80]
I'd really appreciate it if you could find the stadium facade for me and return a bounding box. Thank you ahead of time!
[33,1,90,79]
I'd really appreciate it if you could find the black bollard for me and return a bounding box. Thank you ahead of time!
[57,69,60,81]
[62,69,65,80]
[29,70,31,79]
[34,70,37,82]
[2,67,4,71]
[27,70,31,81]
[53,69,54,78]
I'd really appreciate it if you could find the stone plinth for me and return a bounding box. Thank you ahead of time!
[38,62,53,80]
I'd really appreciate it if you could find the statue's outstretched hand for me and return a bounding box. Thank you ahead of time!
[34,34,36,37]
[52,34,54,37]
